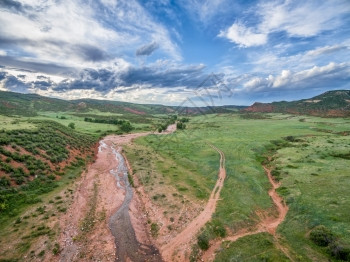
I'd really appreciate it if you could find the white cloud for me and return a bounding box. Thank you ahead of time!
[260,0,350,37]
[0,0,181,72]
[180,0,228,24]
[248,43,350,74]
[219,23,267,47]
[241,62,350,92]
[220,0,350,47]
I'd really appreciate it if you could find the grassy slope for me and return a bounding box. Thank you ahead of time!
[273,134,350,261]
[129,113,350,261]
[0,116,98,261]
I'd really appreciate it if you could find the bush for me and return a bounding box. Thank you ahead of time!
[68,123,75,129]
[329,240,350,261]
[211,220,226,238]
[120,121,133,133]
[310,225,335,247]
[176,122,186,130]
[197,232,210,250]
[52,243,60,255]
[150,223,159,237]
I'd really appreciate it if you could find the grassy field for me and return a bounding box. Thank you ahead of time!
[127,113,350,261]
[33,111,155,136]
[0,163,86,261]
[0,115,37,130]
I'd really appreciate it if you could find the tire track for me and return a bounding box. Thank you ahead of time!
[161,143,226,261]
[201,163,291,261]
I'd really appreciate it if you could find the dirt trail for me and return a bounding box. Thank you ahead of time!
[202,164,290,261]
[160,144,226,262]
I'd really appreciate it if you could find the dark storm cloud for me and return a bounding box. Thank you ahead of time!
[54,68,118,92]
[3,75,30,93]
[51,64,206,92]
[136,42,159,56]
[33,80,52,90]
[0,55,76,75]
[120,64,206,87]
[72,44,110,62]
[0,0,25,13]
[0,36,109,63]
[0,71,8,81]
[37,75,48,80]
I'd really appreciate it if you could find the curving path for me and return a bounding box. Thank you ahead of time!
[161,143,226,261]
[202,163,291,261]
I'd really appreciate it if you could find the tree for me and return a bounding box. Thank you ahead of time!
[176,122,186,130]
[68,123,75,129]
[120,122,133,133]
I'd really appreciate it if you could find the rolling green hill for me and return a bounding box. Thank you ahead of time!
[0,90,244,117]
[0,120,96,223]
[244,90,350,117]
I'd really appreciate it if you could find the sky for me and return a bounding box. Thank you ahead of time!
[0,0,350,106]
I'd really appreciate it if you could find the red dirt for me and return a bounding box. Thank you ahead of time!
[57,139,123,262]
[244,102,274,113]
[201,164,290,262]
[123,107,146,115]
[160,144,226,262]
[55,125,177,261]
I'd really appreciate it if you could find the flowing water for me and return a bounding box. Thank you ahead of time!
[105,141,162,262]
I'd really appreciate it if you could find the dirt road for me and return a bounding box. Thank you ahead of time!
[201,164,290,261]
[160,143,226,261]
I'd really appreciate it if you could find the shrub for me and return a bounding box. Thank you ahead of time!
[68,123,75,129]
[52,243,60,255]
[211,220,226,238]
[176,122,186,130]
[15,217,22,224]
[310,225,335,247]
[120,121,133,133]
[197,232,210,250]
[150,223,159,237]
[329,240,350,261]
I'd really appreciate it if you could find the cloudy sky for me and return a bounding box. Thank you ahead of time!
[0,0,350,106]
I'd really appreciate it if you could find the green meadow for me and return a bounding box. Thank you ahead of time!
[128,113,350,261]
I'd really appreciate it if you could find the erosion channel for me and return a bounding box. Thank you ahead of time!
[103,140,162,262]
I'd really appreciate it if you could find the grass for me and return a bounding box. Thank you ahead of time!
[127,113,350,261]
[0,115,36,130]
[0,163,84,261]
[33,111,156,136]
[214,233,290,261]
[271,134,350,261]
[0,120,95,222]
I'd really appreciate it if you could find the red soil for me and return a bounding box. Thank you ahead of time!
[160,144,226,261]
[123,107,146,115]
[201,164,290,261]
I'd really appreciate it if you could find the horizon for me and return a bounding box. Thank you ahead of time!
[1,88,349,108]
[0,0,350,106]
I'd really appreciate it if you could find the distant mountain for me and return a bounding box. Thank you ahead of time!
[244,90,350,117]
[0,91,244,116]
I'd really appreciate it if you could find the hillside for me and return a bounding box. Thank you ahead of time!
[244,90,350,117]
[0,121,96,222]
[0,91,243,117]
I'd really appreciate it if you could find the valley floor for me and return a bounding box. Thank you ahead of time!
[1,113,350,262]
